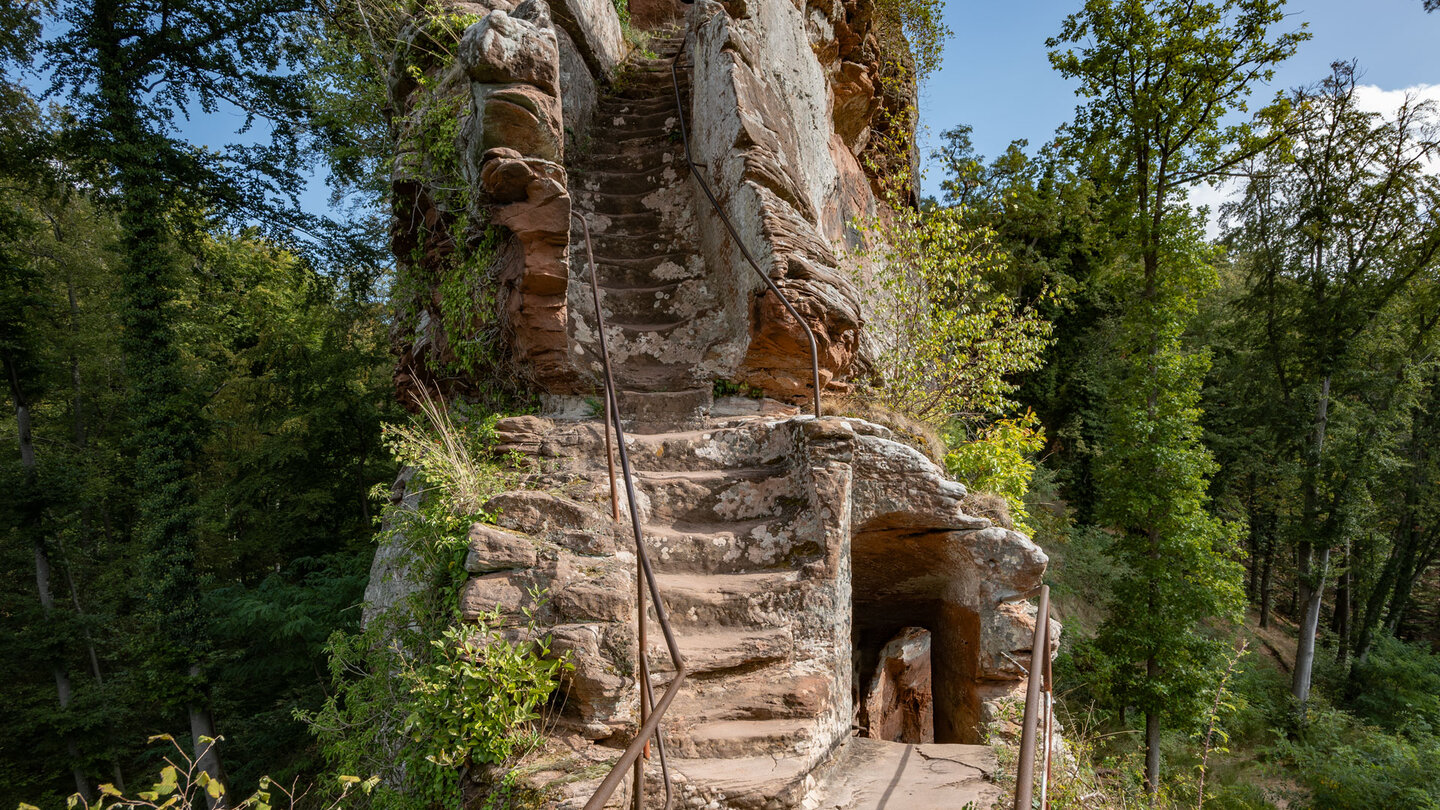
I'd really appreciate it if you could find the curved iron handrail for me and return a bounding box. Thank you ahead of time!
[669,34,824,419]
[577,214,688,810]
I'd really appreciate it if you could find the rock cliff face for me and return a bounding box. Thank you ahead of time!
[372,0,1058,805]
[387,0,912,404]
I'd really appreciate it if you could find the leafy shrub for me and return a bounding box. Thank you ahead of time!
[1345,636,1440,735]
[301,393,563,808]
[20,735,378,810]
[945,411,1045,533]
[851,205,1052,427]
[1278,706,1440,809]
[401,610,568,768]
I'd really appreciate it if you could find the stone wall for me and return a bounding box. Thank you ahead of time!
[390,0,628,405]
[421,408,1055,806]
[389,0,917,404]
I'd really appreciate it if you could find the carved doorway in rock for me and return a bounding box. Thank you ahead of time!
[850,516,984,744]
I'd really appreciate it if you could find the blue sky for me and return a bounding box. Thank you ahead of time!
[916,0,1440,204]
[130,0,1439,220]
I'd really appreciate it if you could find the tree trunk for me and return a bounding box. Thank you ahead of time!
[1292,545,1330,711]
[1332,554,1351,667]
[1144,709,1161,805]
[1292,375,1331,711]
[1259,525,1275,629]
[188,670,230,810]
[7,351,92,799]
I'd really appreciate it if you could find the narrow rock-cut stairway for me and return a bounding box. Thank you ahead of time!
[514,31,1003,810]
[490,405,1004,809]
[570,34,740,400]
[497,407,836,806]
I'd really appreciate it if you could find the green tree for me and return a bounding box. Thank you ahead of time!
[1224,62,1440,711]
[1048,0,1305,796]
[44,0,313,793]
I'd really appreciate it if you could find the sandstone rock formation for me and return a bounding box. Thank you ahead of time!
[439,399,1052,808]
[388,0,917,405]
[861,627,934,744]
[370,0,1059,805]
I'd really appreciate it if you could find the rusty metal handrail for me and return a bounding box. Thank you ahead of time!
[1014,584,1051,809]
[669,34,824,419]
[578,214,689,810]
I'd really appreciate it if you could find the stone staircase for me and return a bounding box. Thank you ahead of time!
[486,33,1006,810]
[489,405,1005,808]
[569,32,742,401]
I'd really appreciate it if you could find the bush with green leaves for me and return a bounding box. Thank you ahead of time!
[20,735,379,810]
[851,204,1053,428]
[1343,636,1440,736]
[945,411,1045,533]
[301,393,566,808]
[1277,705,1440,809]
[401,610,568,769]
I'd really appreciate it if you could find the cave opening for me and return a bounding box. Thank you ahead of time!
[851,518,984,744]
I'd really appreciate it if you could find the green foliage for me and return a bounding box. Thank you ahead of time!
[1344,637,1440,736]
[852,203,1053,426]
[1089,212,1247,729]
[945,411,1045,533]
[1045,0,1302,790]
[0,183,391,802]
[25,734,380,810]
[303,393,563,809]
[402,612,568,768]
[1277,706,1440,809]
[872,0,950,81]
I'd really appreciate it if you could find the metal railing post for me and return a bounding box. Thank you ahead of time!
[1015,584,1050,810]
[578,214,688,810]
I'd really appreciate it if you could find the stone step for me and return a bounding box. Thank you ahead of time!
[574,150,675,174]
[584,138,682,159]
[575,163,683,183]
[594,280,691,323]
[574,191,668,216]
[653,570,800,628]
[643,516,820,573]
[808,739,1003,810]
[669,718,815,759]
[644,625,792,678]
[634,466,798,524]
[602,128,680,147]
[579,210,668,235]
[585,232,686,260]
[666,755,813,810]
[618,422,791,471]
[595,96,681,116]
[615,388,713,427]
[509,419,790,476]
[596,108,681,130]
[664,669,832,724]
[610,80,688,100]
[590,255,703,286]
[573,169,686,195]
[605,360,705,395]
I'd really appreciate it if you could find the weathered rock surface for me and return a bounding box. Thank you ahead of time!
[861,627,934,744]
[374,0,1057,805]
[809,738,1004,810]
[421,407,1049,806]
[390,0,915,403]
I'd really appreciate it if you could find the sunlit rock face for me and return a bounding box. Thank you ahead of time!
[389,0,915,404]
[374,0,1053,806]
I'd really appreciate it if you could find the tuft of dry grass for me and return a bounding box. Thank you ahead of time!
[961,490,1013,529]
[821,393,947,462]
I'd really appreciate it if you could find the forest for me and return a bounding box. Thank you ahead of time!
[1,0,1438,807]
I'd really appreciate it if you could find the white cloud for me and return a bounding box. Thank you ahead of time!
[1192,83,1440,241]
[1353,83,1440,116]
